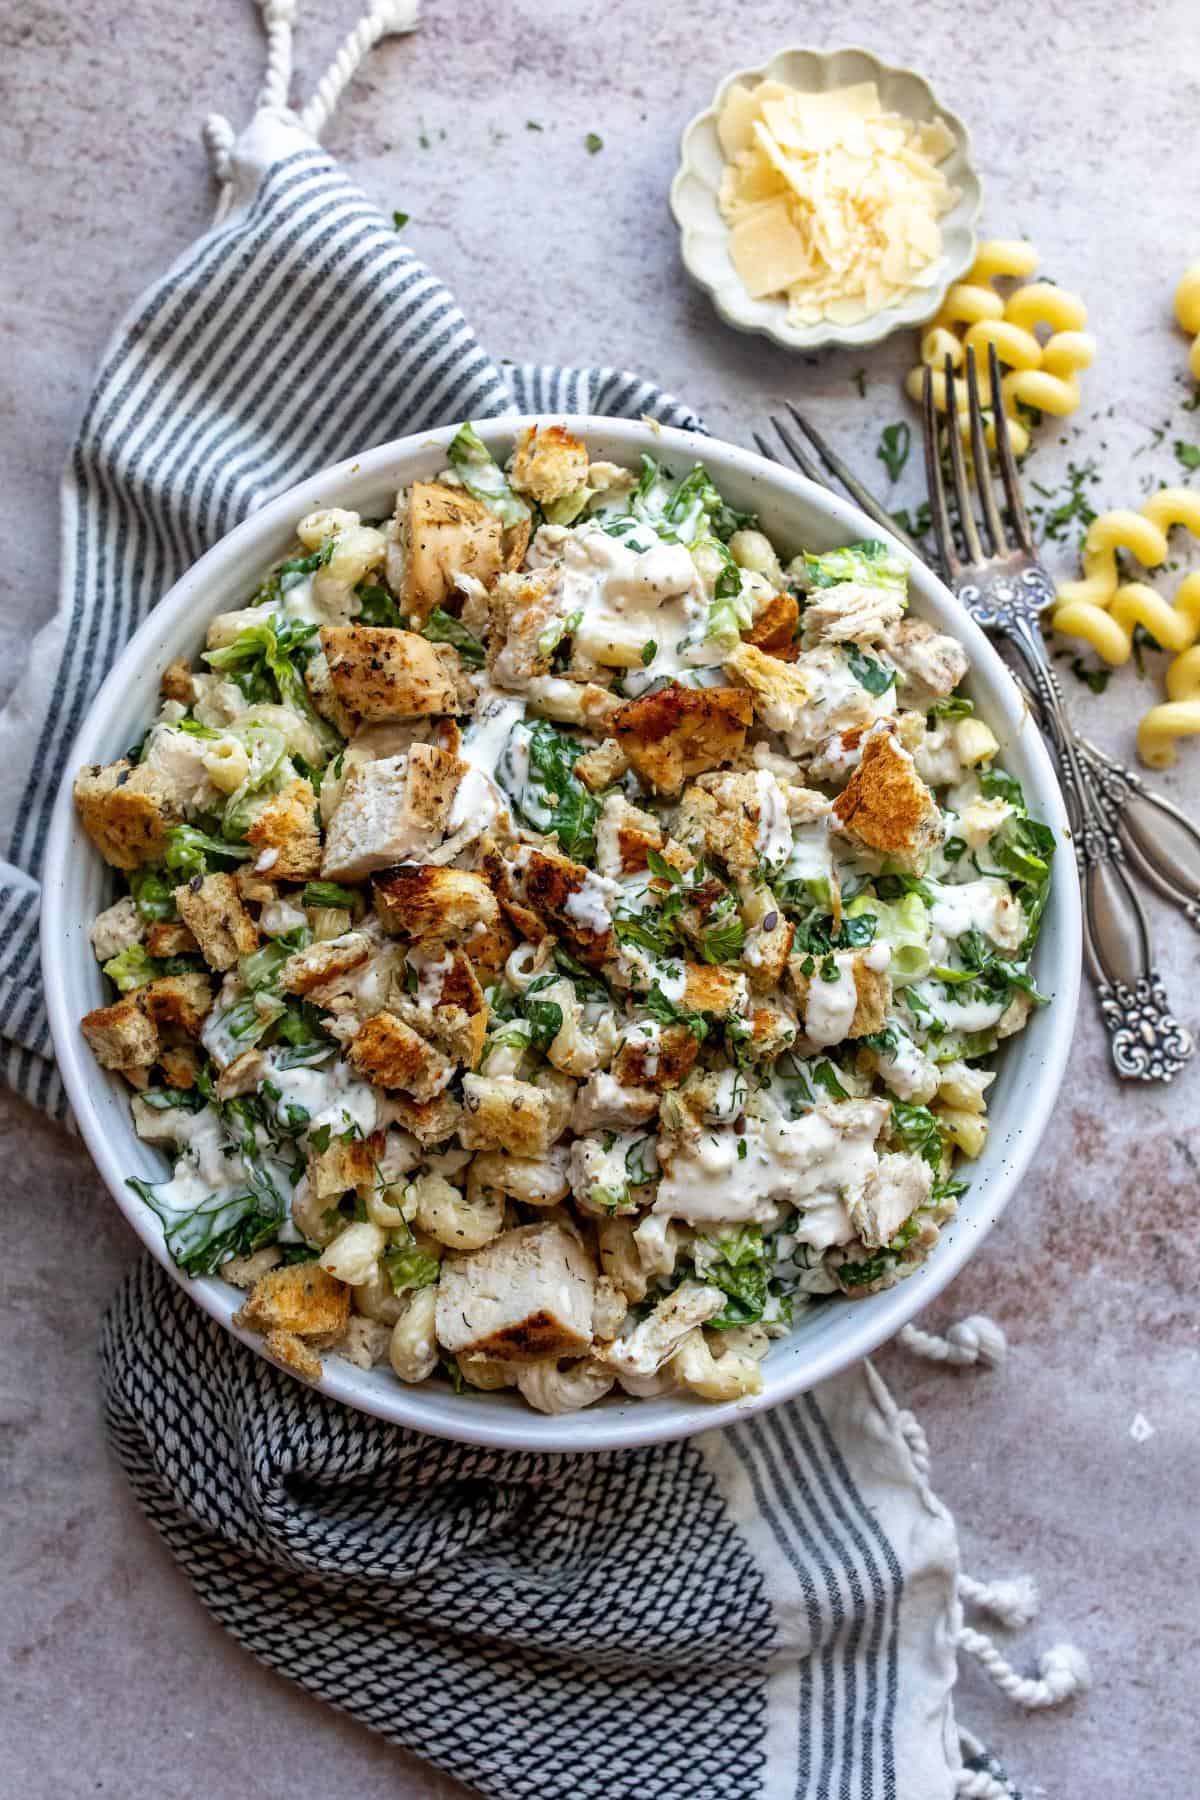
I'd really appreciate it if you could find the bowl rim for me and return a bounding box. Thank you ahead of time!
[669,42,983,352]
[43,413,1081,1452]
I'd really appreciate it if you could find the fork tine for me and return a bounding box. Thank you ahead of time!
[942,353,985,566]
[783,403,903,538]
[752,431,780,463]
[782,404,924,557]
[768,414,826,486]
[988,341,1035,555]
[964,347,1007,554]
[921,364,961,579]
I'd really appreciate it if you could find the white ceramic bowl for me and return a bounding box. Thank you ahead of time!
[670,44,982,352]
[43,416,1079,1452]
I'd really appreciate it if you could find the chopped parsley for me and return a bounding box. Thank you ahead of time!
[876,421,911,483]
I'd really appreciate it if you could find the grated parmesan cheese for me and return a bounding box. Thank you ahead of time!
[717,79,958,327]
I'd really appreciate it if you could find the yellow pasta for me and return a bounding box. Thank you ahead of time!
[906,241,1093,455]
[1175,262,1200,382]
[1054,490,1200,609]
[1052,483,1200,766]
[1137,646,1200,768]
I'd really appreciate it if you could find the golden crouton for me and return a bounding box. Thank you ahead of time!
[832,729,941,872]
[307,1128,386,1201]
[139,973,214,1040]
[159,1044,201,1089]
[675,772,774,877]
[144,921,199,959]
[850,958,891,1036]
[214,1048,266,1100]
[508,424,590,505]
[281,933,371,996]
[373,864,502,944]
[749,1003,798,1060]
[613,683,753,796]
[321,744,464,883]
[411,951,489,1069]
[404,480,504,626]
[724,642,813,734]
[386,1089,463,1146]
[236,867,278,906]
[681,963,745,1018]
[235,1262,351,1344]
[74,759,181,870]
[479,841,553,946]
[160,658,196,704]
[80,995,160,1071]
[612,1022,699,1091]
[518,847,614,955]
[319,625,459,720]
[574,737,631,793]
[174,873,260,972]
[347,1011,455,1101]
[487,567,562,687]
[594,793,664,877]
[743,593,800,659]
[263,1329,324,1382]
[459,1074,561,1157]
[245,778,322,880]
[743,906,795,993]
[788,951,893,1042]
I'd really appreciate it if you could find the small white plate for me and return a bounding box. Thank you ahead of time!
[670,44,982,353]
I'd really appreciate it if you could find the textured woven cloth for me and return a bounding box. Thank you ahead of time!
[5,60,1034,1800]
[102,1257,974,1800]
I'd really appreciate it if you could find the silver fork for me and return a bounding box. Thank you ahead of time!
[752,369,1196,1082]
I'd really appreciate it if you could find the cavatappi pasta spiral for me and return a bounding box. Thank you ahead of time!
[1176,262,1200,382]
[1052,487,1200,767]
[906,241,1095,454]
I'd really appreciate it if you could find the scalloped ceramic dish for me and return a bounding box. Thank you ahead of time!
[670,45,982,353]
[43,417,1078,1454]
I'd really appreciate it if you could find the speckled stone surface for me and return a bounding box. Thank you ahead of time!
[2,3,1198,1795]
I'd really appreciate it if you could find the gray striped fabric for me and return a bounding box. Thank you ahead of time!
[100,1257,973,1800]
[9,106,1009,1798]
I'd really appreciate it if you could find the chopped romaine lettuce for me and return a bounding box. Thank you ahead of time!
[446,423,530,527]
[800,540,908,594]
[104,943,157,992]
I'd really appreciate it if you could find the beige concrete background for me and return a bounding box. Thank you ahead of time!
[2,1,1198,1795]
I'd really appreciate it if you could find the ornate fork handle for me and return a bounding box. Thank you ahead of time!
[1074,737,1200,930]
[999,605,1195,1082]
[1009,669,1200,931]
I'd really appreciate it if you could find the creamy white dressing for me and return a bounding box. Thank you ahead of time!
[555,519,715,682]
[911,984,1008,1034]
[752,768,793,867]
[564,869,620,934]
[654,1099,888,1244]
[409,946,453,1008]
[927,878,1021,950]
[875,1030,939,1101]
[803,955,859,1047]
[783,646,897,753]
[262,1051,380,1141]
[260,899,309,937]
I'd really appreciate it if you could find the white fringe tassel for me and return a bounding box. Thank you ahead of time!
[900,1313,1007,1369]
[202,0,422,210]
[299,1,421,140]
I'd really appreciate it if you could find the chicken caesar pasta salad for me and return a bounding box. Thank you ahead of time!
[75,423,1054,1415]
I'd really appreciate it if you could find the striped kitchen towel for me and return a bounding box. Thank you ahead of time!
[6,5,1074,1794]
[102,1255,988,1800]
